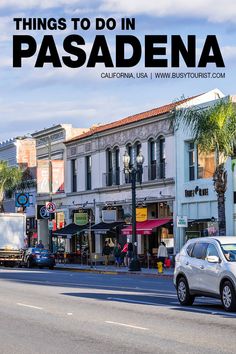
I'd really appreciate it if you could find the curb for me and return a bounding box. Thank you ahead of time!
[54,266,173,278]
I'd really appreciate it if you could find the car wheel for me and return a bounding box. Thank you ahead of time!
[221,281,236,312]
[177,277,195,306]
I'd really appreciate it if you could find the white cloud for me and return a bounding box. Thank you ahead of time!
[100,0,236,24]
[0,0,82,10]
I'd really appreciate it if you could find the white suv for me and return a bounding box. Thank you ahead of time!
[174,236,236,312]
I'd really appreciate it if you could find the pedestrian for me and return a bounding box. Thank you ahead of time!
[157,241,168,267]
[121,243,128,266]
[127,242,133,267]
[37,240,44,249]
[102,241,111,267]
[114,242,122,267]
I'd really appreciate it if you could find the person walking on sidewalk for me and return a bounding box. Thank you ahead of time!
[102,241,111,267]
[127,242,133,267]
[157,242,168,268]
[114,242,122,267]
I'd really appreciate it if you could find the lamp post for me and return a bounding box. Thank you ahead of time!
[123,150,144,271]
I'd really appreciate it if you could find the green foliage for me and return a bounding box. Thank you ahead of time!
[174,98,236,164]
[0,161,23,205]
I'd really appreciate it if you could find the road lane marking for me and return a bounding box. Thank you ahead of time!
[17,303,43,310]
[105,321,148,330]
[67,313,73,316]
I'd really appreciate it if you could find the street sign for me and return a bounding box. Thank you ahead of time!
[46,201,56,213]
[15,193,30,207]
[48,220,54,230]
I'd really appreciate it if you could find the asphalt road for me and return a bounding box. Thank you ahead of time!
[0,268,235,354]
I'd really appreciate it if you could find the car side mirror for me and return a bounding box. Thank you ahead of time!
[206,255,220,263]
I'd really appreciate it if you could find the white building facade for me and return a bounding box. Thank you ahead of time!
[174,89,235,252]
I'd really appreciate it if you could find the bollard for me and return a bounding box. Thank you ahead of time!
[157,261,163,273]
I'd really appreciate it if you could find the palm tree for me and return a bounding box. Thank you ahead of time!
[0,161,23,212]
[174,98,236,235]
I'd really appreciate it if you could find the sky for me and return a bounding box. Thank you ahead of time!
[0,0,236,141]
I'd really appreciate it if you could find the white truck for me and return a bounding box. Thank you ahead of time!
[0,213,26,267]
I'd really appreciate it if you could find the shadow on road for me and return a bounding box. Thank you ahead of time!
[1,268,236,318]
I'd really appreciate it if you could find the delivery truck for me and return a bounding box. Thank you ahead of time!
[0,213,26,267]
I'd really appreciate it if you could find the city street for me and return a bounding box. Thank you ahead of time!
[0,269,236,354]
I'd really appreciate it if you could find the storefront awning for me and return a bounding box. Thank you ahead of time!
[52,223,88,237]
[88,221,125,234]
[121,218,172,235]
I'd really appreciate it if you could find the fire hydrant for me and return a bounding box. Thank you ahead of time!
[157,261,163,273]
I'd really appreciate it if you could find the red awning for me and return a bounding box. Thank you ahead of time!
[121,218,172,235]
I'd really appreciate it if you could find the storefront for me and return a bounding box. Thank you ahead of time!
[121,218,173,255]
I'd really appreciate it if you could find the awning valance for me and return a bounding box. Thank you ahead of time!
[52,223,88,237]
[87,221,125,234]
[121,218,172,235]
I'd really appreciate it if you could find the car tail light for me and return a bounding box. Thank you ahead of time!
[50,255,55,259]
[32,254,37,259]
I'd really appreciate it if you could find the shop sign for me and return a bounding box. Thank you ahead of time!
[136,207,147,222]
[15,192,30,207]
[185,186,208,197]
[177,215,188,227]
[102,209,117,223]
[74,212,88,225]
[36,205,50,219]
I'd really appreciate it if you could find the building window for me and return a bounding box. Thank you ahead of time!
[186,141,215,181]
[71,159,77,192]
[86,156,91,190]
[148,139,156,180]
[197,148,215,179]
[159,137,165,178]
[106,149,113,186]
[188,142,195,181]
[114,147,120,185]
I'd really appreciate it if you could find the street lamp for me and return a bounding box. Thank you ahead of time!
[123,149,144,271]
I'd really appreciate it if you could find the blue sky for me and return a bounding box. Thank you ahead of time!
[0,0,236,141]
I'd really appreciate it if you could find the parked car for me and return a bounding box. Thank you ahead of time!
[22,248,55,269]
[174,236,236,312]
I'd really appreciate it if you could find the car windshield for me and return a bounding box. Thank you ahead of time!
[221,244,236,262]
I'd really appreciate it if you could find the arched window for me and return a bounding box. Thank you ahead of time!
[106,148,112,186]
[157,136,165,178]
[148,138,156,180]
[114,146,120,185]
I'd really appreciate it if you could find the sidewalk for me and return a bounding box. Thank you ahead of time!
[54,262,174,278]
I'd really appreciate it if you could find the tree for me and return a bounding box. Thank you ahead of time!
[0,161,23,212]
[174,98,236,235]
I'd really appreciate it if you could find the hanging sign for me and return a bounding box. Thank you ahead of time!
[177,216,188,227]
[74,212,88,226]
[136,207,147,222]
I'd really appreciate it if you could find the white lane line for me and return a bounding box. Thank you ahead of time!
[107,297,159,306]
[67,313,73,316]
[17,303,43,310]
[105,321,148,330]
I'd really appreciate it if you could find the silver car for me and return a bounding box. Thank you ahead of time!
[173,236,236,312]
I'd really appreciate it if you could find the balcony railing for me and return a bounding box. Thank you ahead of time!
[102,169,120,187]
